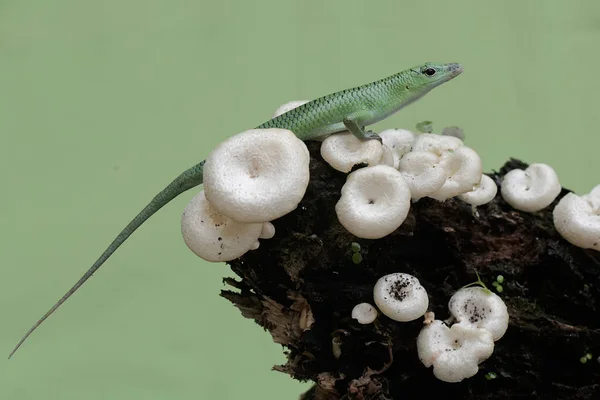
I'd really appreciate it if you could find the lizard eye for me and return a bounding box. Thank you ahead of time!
[423,68,436,76]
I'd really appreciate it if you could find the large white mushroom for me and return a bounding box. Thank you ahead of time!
[428,146,483,201]
[181,190,263,262]
[373,273,429,322]
[321,132,384,173]
[448,287,509,341]
[553,187,600,251]
[272,100,309,118]
[500,163,561,212]
[417,320,495,383]
[335,165,411,239]
[398,151,447,201]
[203,128,310,223]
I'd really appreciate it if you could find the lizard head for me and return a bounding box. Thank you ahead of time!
[409,62,464,91]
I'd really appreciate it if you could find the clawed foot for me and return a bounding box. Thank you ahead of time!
[364,130,383,143]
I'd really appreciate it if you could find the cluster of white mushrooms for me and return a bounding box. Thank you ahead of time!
[181,127,311,262]
[351,273,509,383]
[499,163,599,251]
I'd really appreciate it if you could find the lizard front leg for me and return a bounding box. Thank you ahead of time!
[343,118,382,143]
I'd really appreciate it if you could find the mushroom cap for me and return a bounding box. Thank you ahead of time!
[181,190,263,262]
[335,165,411,239]
[272,100,309,118]
[379,128,416,166]
[458,174,498,206]
[448,287,509,341]
[398,151,447,200]
[351,302,378,324]
[373,272,429,322]
[379,144,396,168]
[428,146,483,201]
[413,133,463,156]
[203,128,310,223]
[553,192,600,251]
[417,320,495,383]
[500,163,561,212]
[320,132,384,173]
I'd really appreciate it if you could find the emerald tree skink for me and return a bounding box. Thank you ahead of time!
[9,62,463,358]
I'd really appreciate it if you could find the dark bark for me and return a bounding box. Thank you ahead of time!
[221,141,600,399]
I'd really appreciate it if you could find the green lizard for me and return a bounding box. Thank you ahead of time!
[9,61,463,358]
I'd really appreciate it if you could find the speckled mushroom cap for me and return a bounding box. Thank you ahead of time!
[203,128,310,223]
[500,163,561,212]
[373,272,429,322]
[448,286,509,341]
[417,320,495,383]
[181,190,263,262]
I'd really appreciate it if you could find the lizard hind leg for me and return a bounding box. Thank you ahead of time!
[342,118,382,143]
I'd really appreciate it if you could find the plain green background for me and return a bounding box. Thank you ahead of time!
[1,1,599,399]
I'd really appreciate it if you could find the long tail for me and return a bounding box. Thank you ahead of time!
[8,160,206,359]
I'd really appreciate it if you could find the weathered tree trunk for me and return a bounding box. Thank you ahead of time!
[221,141,600,399]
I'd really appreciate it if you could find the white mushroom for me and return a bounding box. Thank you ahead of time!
[321,132,384,173]
[428,146,483,201]
[379,128,416,167]
[448,287,509,341]
[412,133,463,156]
[203,128,310,223]
[335,165,411,239]
[259,222,276,239]
[458,174,498,206]
[373,273,429,322]
[181,190,263,262]
[272,100,310,118]
[417,320,495,383]
[398,151,447,200]
[351,302,378,324]
[500,163,561,212]
[553,190,600,251]
[378,145,396,168]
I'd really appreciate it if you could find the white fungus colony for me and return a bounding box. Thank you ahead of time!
[417,286,509,382]
[182,127,311,262]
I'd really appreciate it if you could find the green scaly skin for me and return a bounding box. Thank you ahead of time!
[9,62,463,358]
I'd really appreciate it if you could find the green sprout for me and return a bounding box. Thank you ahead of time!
[416,120,433,133]
[484,371,498,380]
[491,275,505,293]
[352,252,363,264]
[350,242,361,253]
[460,270,491,294]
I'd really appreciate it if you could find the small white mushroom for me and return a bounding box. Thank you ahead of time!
[378,145,396,168]
[351,303,378,324]
[203,128,310,223]
[335,165,411,239]
[417,320,495,383]
[250,241,260,250]
[448,287,509,341]
[320,132,384,173]
[553,190,600,251]
[412,133,463,156]
[458,174,498,206]
[373,273,429,322]
[500,163,561,212]
[259,222,276,239]
[398,151,447,200]
[272,100,309,118]
[181,190,263,262]
[428,146,483,201]
[379,128,416,167]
